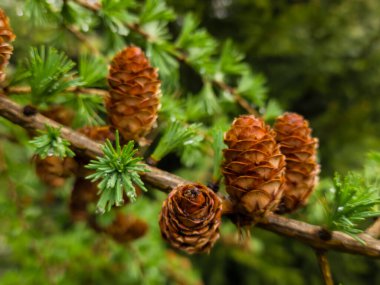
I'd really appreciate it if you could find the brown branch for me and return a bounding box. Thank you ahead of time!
[0,94,379,258]
[69,0,258,116]
[315,250,334,285]
[366,218,380,239]
[64,24,100,55]
[4,86,108,97]
[73,0,101,12]
[259,214,380,258]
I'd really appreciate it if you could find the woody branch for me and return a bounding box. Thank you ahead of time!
[0,94,379,258]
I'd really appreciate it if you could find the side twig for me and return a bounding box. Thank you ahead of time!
[315,249,334,285]
[4,86,108,97]
[70,0,257,115]
[0,94,379,258]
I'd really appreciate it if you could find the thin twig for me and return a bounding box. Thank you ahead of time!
[69,0,258,115]
[315,249,334,285]
[0,94,379,258]
[73,0,101,12]
[4,86,108,97]
[64,24,100,55]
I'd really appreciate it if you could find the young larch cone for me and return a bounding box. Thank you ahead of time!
[222,115,286,221]
[274,112,319,213]
[35,156,77,187]
[69,177,98,221]
[0,8,15,83]
[106,46,161,141]
[41,105,75,127]
[159,183,222,254]
[104,212,148,244]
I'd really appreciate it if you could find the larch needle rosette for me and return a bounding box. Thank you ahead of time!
[85,132,149,213]
[159,183,222,254]
[274,112,320,213]
[222,115,285,224]
[106,46,161,142]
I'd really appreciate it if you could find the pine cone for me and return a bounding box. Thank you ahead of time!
[41,105,75,127]
[69,177,98,221]
[107,46,161,141]
[35,156,77,187]
[222,115,286,221]
[104,212,148,244]
[75,125,115,177]
[79,125,115,142]
[159,183,222,254]
[0,9,15,83]
[274,112,319,213]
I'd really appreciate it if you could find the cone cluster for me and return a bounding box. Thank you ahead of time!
[106,46,161,141]
[0,8,15,83]
[35,156,77,187]
[274,112,319,213]
[223,115,286,219]
[159,183,222,254]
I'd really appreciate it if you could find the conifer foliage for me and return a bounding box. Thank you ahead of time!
[0,2,379,284]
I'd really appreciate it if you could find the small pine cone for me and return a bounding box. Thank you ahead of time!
[104,212,148,244]
[75,125,115,177]
[106,46,161,141]
[159,183,222,254]
[222,115,286,221]
[41,105,75,127]
[274,112,319,213]
[0,9,15,83]
[35,156,77,187]
[79,125,115,142]
[69,177,99,221]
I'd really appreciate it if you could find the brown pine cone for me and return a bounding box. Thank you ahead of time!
[222,115,286,222]
[104,212,148,244]
[159,183,222,254]
[106,46,161,141]
[79,125,115,142]
[69,177,99,221]
[75,125,115,177]
[0,8,15,83]
[274,112,319,213]
[41,105,75,127]
[35,156,77,187]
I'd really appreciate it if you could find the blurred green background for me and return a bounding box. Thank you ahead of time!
[0,0,380,284]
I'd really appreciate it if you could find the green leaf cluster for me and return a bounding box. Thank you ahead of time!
[29,125,74,159]
[86,132,149,213]
[24,46,81,105]
[151,120,203,162]
[325,172,380,236]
